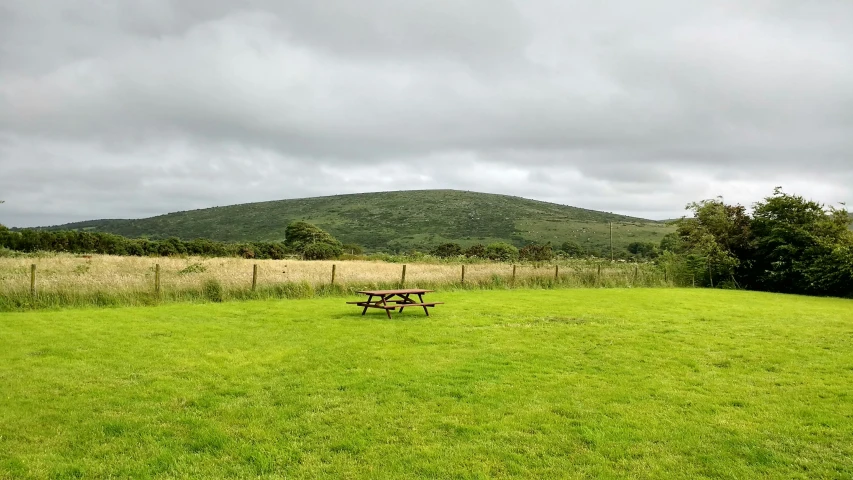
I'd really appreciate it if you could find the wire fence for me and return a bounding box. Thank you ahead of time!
[0,255,696,311]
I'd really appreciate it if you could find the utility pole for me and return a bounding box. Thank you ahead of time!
[609,222,613,262]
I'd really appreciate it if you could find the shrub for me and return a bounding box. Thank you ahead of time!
[520,243,553,262]
[179,263,207,275]
[464,244,486,258]
[303,243,341,260]
[627,242,659,259]
[341,243,364,255]
[202,279,224,302]
[485,242,519,262]
[560,241,585,257]
[433,243,463,258]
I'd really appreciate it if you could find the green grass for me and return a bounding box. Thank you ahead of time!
[38,190,672,253]
[1,289,851,479]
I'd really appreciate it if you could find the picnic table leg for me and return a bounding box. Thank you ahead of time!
[398,293,411,313]
[418,293,430,316]
[382,295,392,319]
[362,295,373,315]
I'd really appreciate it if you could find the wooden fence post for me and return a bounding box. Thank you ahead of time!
[252,264,259,290]
[154,264,161,297]
[664,267,668,284]
[401,264,407,287]
[634,265,639,284]
[555,265,559,280]
[461,265,466,284]
[30,264,36,299]
[331,264,336,285]
[512,264,516,284]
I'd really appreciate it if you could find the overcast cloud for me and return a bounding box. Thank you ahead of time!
[1,0,851,227]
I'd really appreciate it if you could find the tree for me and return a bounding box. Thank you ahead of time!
[341,243,364,255]
[303,243,340,260]
[284,221,342,258]
[464,244,486,258]
[433,243,463,258]
[626,242,659,259]
[485,242,519,262]
[519,243,553,262]
[748,188,853,296]
[659,233,683,253]
[674,198,751,287]
[560,240,585,257]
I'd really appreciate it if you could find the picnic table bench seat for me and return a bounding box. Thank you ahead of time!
[347,301,444,308]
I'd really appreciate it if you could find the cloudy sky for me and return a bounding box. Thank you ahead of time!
[1,0,851,227]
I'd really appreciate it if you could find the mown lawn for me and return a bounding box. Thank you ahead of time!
[1,289,851,479]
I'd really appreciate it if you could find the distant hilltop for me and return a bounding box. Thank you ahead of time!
[36,190,673,253]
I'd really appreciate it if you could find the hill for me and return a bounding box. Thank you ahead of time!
[40,190,673,253]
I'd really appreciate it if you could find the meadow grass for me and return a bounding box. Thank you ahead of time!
[1,289,851,479]
[0,254,675,311]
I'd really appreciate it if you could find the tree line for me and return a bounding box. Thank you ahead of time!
[0,221,350,260]
[659,188,853,297]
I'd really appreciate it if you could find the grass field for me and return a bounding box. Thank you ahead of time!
[1,289,851,479]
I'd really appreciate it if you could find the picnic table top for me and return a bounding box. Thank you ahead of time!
[356,289,435,296]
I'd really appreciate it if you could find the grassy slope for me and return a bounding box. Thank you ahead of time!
[1,289,851,479]
[41,190,673,253]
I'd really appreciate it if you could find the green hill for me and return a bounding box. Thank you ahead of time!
[41,190,673,253]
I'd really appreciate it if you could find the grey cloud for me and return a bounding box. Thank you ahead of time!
[1,0,852,227]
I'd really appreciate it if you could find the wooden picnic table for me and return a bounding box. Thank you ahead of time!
[347,288,443,319]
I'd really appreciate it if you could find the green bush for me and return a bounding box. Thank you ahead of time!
[179,263,207,275]
[485,242,519,262]
[433,243,463,258]
[303,243,341,260]
[464,244,486,258]
[520,243,553,262]
[202,279,224,303]
[560,241,585,257]
[341,243,364,255]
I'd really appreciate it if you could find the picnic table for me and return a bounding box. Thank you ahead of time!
[347,289,443,319]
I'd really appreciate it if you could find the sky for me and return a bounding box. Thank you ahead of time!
[1,0,851,227]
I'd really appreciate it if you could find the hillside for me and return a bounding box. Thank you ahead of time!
[40,190,673,253]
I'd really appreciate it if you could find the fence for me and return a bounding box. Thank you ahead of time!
[0,255,691,311]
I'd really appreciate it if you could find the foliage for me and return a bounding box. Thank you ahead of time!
[485,242,519,262]
[671,188,853,296]
[659,232,683,253]
[179,263,207,275]
[341,243,364,255]
[202,278,224,302]
[626,242,659,259]
[747,188,853,296]
[560,240,585,257]
[464,243,487,258]
[284,221,342,259]
[432,243,463,258]
[0,228,293,260]
[519,243,553,262]
[302,242,342,261]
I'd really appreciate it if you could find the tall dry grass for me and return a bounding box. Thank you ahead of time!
[0,254,679,311]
